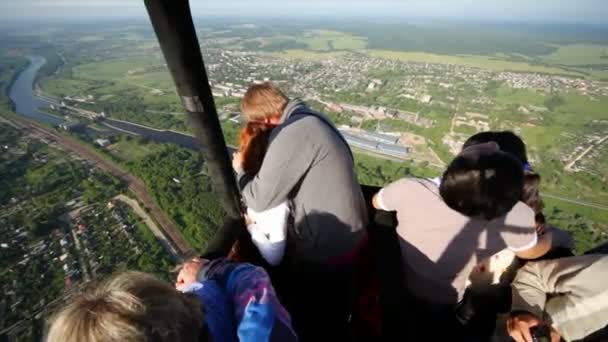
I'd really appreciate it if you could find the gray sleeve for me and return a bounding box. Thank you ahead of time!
[511,262,547,318]
[240,127,317,212]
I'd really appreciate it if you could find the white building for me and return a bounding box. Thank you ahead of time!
[95,139,111,147]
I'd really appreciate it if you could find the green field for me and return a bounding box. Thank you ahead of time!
[544,197,608,253]
[73,57,164,81]
[259,34,608,79]
[244,29,368,53]
[367,50,585,76]
[107,137,163,162]
[541,44,608,66]
[298,30,368,51]
[241,28,608,76]
[41,77,102,97]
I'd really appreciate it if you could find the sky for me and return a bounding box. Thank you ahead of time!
[1,0,607,23]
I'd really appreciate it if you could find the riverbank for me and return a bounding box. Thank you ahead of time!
[8,55,63,125]
[2,56,31,112]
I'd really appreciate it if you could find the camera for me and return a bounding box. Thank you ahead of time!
[530,325,551,342]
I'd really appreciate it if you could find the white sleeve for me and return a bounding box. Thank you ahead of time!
[502,202,539,253]
[375,179,411,212]
[375,188,390,211]
[247,202,289,265]
[248,225,286,266]
[507,233,538,253]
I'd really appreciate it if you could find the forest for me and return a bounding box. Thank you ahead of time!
[126,144,225,250]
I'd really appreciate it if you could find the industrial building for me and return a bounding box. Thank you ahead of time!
[340,131,410,159]
[58,120,84,132]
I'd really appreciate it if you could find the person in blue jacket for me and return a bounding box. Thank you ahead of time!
[47,258,297,342]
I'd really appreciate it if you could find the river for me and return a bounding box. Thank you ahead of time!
[8,56,202,151]
[9,56,63,126]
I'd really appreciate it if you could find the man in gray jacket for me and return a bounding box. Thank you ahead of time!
[233,83,368,340]
[234,83,368,264]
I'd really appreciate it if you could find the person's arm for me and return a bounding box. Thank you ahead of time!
[507,312,541,342]
[510,261,547,319]
[372,179,408,212]
[502,203,553,260]
[508,261,563,342]
[238,124,317,212]
[248,228,286,266]
[514,231,553,260]
[247,203,289,266]
[205,259,298,342]
[175,258,207,291]
[372,194,384,210]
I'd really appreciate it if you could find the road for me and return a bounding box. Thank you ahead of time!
[428,145,446,168]
[565,134,608,171]
[69,224,93,282]
[542,193,608,211]
[113,194,182,261]
[1,113,194,258]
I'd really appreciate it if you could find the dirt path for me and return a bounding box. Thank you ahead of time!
[2,113,194,258]
[113,194,182,261]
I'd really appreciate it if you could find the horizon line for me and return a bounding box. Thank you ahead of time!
[1,15,607,26]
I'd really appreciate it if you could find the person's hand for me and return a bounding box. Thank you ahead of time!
[507,312,541,342]
[232,152,243,173]
[536,222,547,235]
[244,213,253,225]
[550,328,562,342]
[175,258,206,291]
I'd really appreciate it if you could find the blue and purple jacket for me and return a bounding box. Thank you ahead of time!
[182,258,298,342]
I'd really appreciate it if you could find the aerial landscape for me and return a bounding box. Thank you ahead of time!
[1,0,607,340]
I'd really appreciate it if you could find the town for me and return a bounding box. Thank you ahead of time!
[0,120,174,339]
[42,40,608,172]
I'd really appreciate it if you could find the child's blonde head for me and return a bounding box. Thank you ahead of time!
[46,271,205,342]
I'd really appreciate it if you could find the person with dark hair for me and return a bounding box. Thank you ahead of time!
[239,121,275,176]
[463,131,541,225]
[372,142,552,308]
[439,142,526,220]
[462,131,573,249]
